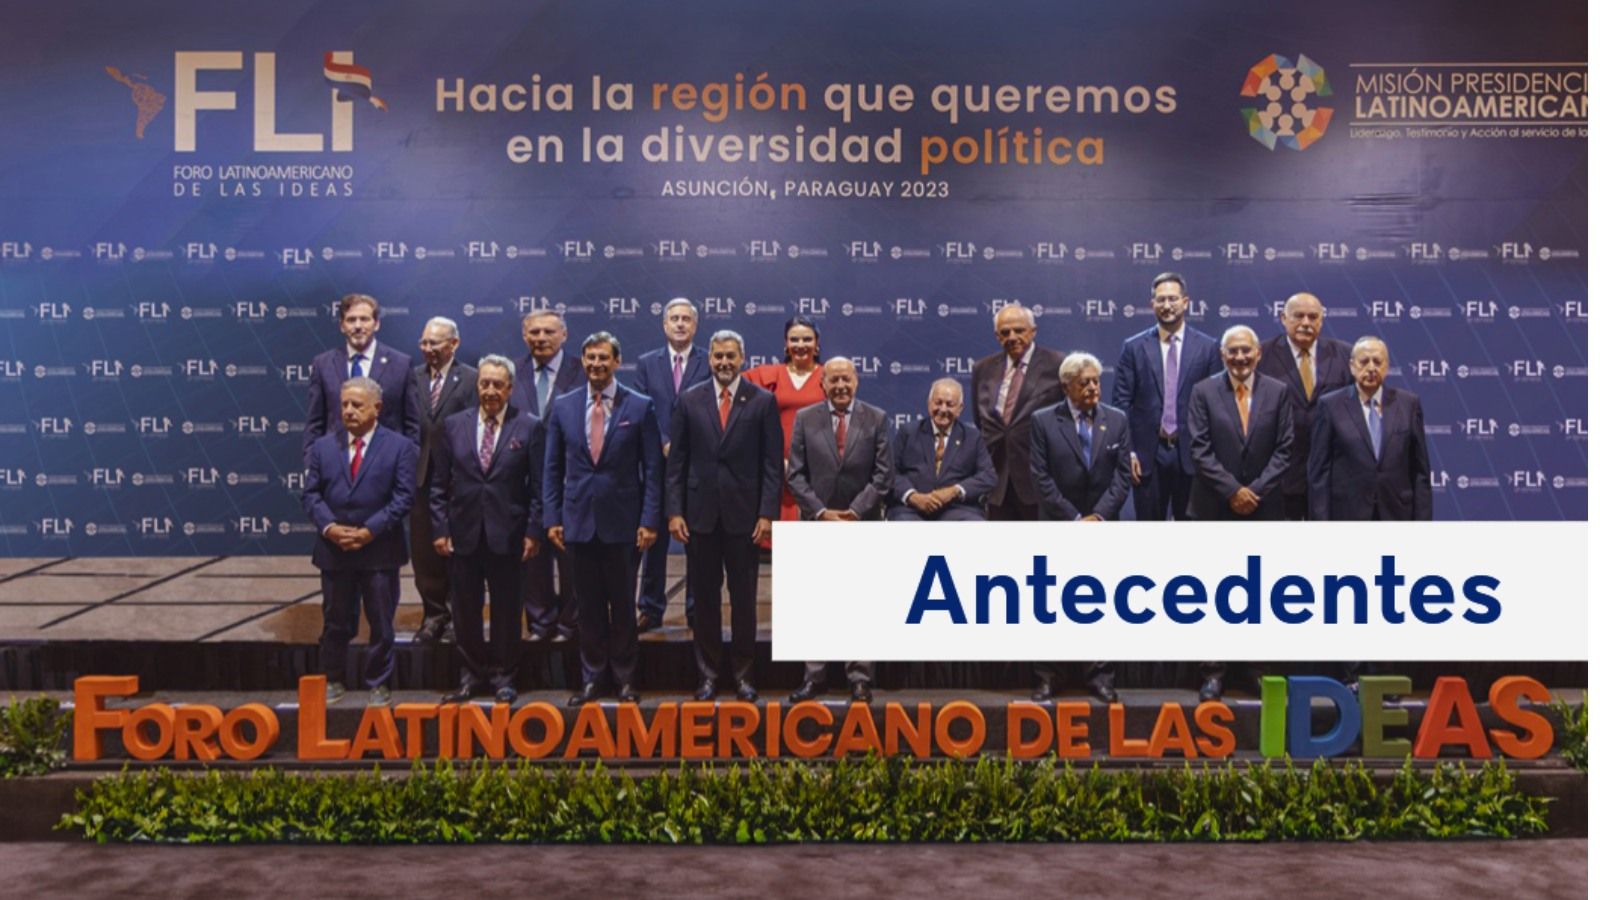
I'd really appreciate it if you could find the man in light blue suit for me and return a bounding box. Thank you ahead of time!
[302,293,419,462]
[631,298,710,630]
[888,379,996,521]
[1111,272,1222,521]
[301,378,418,708]
[544,332,663,706]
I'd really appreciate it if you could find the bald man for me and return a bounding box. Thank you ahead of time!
[1255,292,1353,519]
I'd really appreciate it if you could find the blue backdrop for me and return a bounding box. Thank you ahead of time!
[0,0,1586,553]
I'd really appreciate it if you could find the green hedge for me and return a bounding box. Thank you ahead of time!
[1,696,70,777]
[62,756,1548,843]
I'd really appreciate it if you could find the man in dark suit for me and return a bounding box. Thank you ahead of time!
[1186,325,1295,702]
[888,378,996,521]
[544,332,663,706]
[409,317,477,643]
[1111,272,1223,521]
[1309,337,1433,521]
[665,330,783,701]
[302,293,419,462]
[632,298,710,631]
[301,378,418,708]
[1028,352,1132,704]
[787,357,894,704]
[430,355,544,704]
[513,310,585,641]
[970,304,1066,521]
[1256,292,1353,520]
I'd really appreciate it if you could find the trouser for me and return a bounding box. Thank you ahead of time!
[1133,440,1193,521]
[638,533,694,620]
[409,502,451,630]
[1032,661,1115,689]
[887,504,987,521]
[1282,491,1308,521]
[523,541,579,638]
[687,526,759,683]
[802,660,875,687]
[986,482,1037,522]
[318,568,400,689]
[449,544,523,691]
[570,540,642,687]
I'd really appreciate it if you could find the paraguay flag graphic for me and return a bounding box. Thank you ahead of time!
[323,52,388,110]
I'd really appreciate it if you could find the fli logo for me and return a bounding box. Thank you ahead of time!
[1241,53,1332,150]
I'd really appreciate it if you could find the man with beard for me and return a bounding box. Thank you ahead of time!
[303,293,419,462]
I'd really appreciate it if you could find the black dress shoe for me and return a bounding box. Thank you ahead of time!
[412,622,443,643]
[789,682,826,703]
[850,682,873,704]
[1088,681,1119,704]
[494,685,517,704]
[525,628,551,642]
[568,683,603,707]
[693,679,717,702]
[735,680,759,702]
[1031,680,1055,702]
[617,683,640,704]
[1199,676,1224,703]
[439,624,455,643]
[636,612,663,632]
[443,682,482,703]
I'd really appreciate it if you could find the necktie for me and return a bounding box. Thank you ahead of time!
[536,366,551,416]
[1298,350,1314,401]
[1367,402,1382,457]
[349,353,365,379]
[479,418,496,472]
[1160,334,1180,435]
[834,409,848,456]
[429,371,443,411]
[349,436,364,479]
[719,387,732,429]
[1001,359,1026,424]
[589,393,606,463]
[934,431,946,475]
[673,355,684,394]
[1235,381,1250,436]
[1078,413,1093,466]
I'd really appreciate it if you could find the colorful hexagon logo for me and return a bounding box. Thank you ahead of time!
[1241,53,1332,150]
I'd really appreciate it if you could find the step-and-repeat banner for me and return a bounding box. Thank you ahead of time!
[0,0,1586,553]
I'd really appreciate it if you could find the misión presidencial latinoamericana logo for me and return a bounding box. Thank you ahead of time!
[1240,53,1332,150]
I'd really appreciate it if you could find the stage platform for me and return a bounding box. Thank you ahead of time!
[0,556,1586,693]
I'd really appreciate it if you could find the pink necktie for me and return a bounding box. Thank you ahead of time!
[672,354,684,393]
[479,418,496,471]
[589,394,606,463]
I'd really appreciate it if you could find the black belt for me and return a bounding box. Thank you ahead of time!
[1157,432,1178,447]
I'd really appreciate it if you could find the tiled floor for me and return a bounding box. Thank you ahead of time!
[0,555,769,643]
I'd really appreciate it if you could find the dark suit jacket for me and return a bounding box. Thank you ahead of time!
[303,341,419,460]
[429,406,545,556]
[1186,372,1295,520]
[1255,335,1353,498]
[665,379,783,534]
[970,344,1066,506]
[787,400,893,520]
[543,385,664,543]
[633,345,711,451]
[412,361,478,488]
[1029,402,1133,521]
[1308,385,1433,520]
[890,418,996,514]
[1111,325,1222,473]
[511,352,584,420]
[301,425,417,571]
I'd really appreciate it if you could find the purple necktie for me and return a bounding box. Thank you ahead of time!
[672,354,684,394]
[479,418,497,472]
[1160,334,1180,436]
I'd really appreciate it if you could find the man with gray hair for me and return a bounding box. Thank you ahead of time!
[665,329,782,701]
[302,377,418,707]
[971,303,1065,521]
[410,316,477,643]
[888,378,996,521]
[1256,292,1353,520]
[430,354,545,704]
[632,297,710,631]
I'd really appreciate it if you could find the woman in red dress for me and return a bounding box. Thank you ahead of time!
[742,316,824,529]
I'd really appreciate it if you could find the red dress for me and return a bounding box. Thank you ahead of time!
[743,363,825,524]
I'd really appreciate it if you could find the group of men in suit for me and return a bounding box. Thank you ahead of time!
[300,275,1434,709]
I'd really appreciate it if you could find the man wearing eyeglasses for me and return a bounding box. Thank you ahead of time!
[409,317,477,643]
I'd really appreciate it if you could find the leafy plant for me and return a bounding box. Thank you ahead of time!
[0,695,71,777]
[1552,693,1586,772]
[60,756,1550,843]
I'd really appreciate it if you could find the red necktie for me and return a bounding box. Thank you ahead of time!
[350,436,364,479]
[589,393,606,463]
[719,387,732,429]
[834,409,848,456]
